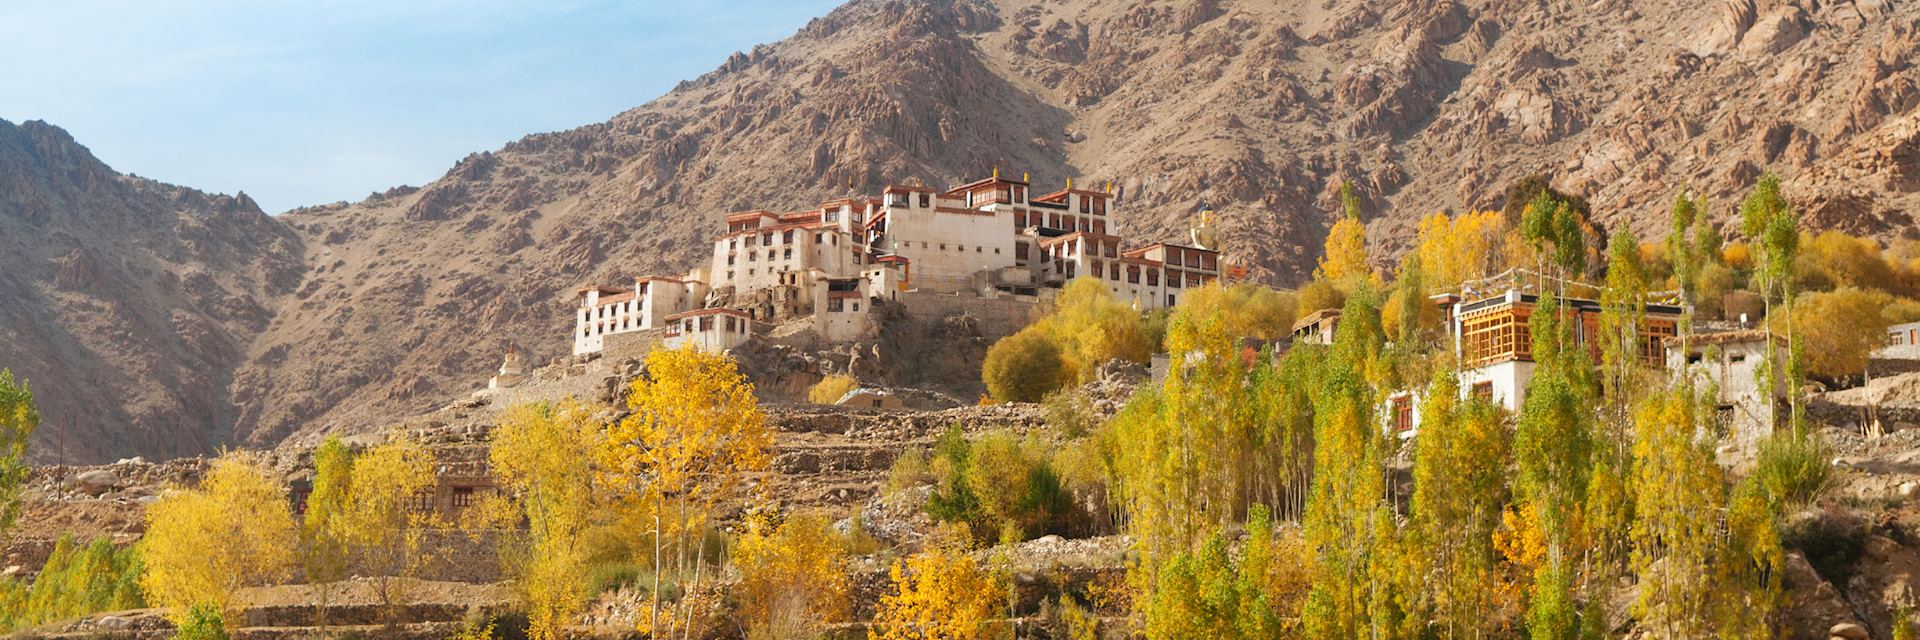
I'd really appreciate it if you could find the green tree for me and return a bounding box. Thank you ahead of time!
[1511,294,1599,639]
[1740,174,1801,432]
[302,435,353,628]
[0,370,36,538]
[1599,228,1652,429]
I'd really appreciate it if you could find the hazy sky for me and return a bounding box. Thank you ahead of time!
[1,0,843,213]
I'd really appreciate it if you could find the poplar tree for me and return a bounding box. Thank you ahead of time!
[1511,294,1598,639]
[1301,290,1389,637]
[139,454,297,625]
[0,370,36,540]
[1319,182,1373,284]
[303,436,354,628]
[1410,372,1511,639]
[491,400,601,640]
[598,346,772,637]
[1629,385,1723,637]
[1739,174,1801,432]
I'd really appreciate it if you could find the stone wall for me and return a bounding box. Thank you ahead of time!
[893,289,1043,341]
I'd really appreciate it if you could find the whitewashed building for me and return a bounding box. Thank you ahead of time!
[571,174,1230,355]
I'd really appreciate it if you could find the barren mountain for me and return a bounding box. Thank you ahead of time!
[0,119,303,463]
[10,0,1920,456]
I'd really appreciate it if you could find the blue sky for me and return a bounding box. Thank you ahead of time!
[1,0,843,213]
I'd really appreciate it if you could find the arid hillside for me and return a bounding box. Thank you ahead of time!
[0,119,304,462]
[8,0,1920,455]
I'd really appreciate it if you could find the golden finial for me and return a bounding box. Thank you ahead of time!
[1023,172,1030,183]
[1067,177,1074,189]
[992,166,1000,179]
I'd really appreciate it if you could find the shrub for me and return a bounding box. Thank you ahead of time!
[586,560,650,597]
[1754,427,1831,509]
[982,328,1067,403]
[174,604,227,640]
[924,427,1083,544]
[869,546,1003,640]
[808,374,860,405]
[883,446,931,499]
[732,512,852,640]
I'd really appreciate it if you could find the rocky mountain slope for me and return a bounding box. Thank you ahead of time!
[10,0,1920,455]
[0,119,303,462]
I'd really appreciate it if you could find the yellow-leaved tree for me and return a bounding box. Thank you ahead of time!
[732,511,852,639]
[598,346,771,637]
[1317,182,1374,284]
[868,543,1002,640]
[1414,209,1506,290]
[340,433,439,622]
[491,400,601,640]
[139,453,297,624]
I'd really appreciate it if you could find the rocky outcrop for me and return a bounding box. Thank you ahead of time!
[0,118,303,463]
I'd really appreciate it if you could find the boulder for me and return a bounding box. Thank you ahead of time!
[1740,6,1809,56]
[74,469,120,496]
[1830,622,1869,639]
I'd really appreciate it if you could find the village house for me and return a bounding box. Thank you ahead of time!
[570,174,1226,356]
[1450,289,1682,413]
[1665,329,1789,448]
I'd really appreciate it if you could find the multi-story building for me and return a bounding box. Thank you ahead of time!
[571,174,1225,355]
[1451,289,1682,413]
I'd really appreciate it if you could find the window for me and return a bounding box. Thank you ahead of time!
[783,230,794,244]
[816,232,824,243]
[1104,242,1116,258]
[828,298,844,312]
[1167,294,1176,307]
[852,302,860,311]
[1147,270,1159,286]
[1471,382,1494,401]
[1092,261,1104,278]
[1167,269,1183,288]
[1079,197,1089,214]
[451,486,476,509]
[762,232,773,245]
[1093,220,1106,234]
[408,490,436,513]
[1014,185,1025,202]
[784,248,793,260]
[1127,266,1140,284]
[1015,210,1027,229]
[1392,396,1413,432]
[748,252,757,262]
[889,191,909,206]
[919,193,930,207]
[1016,243,1030,261]
[700,316,714,331]
[1093,198,1105,215]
